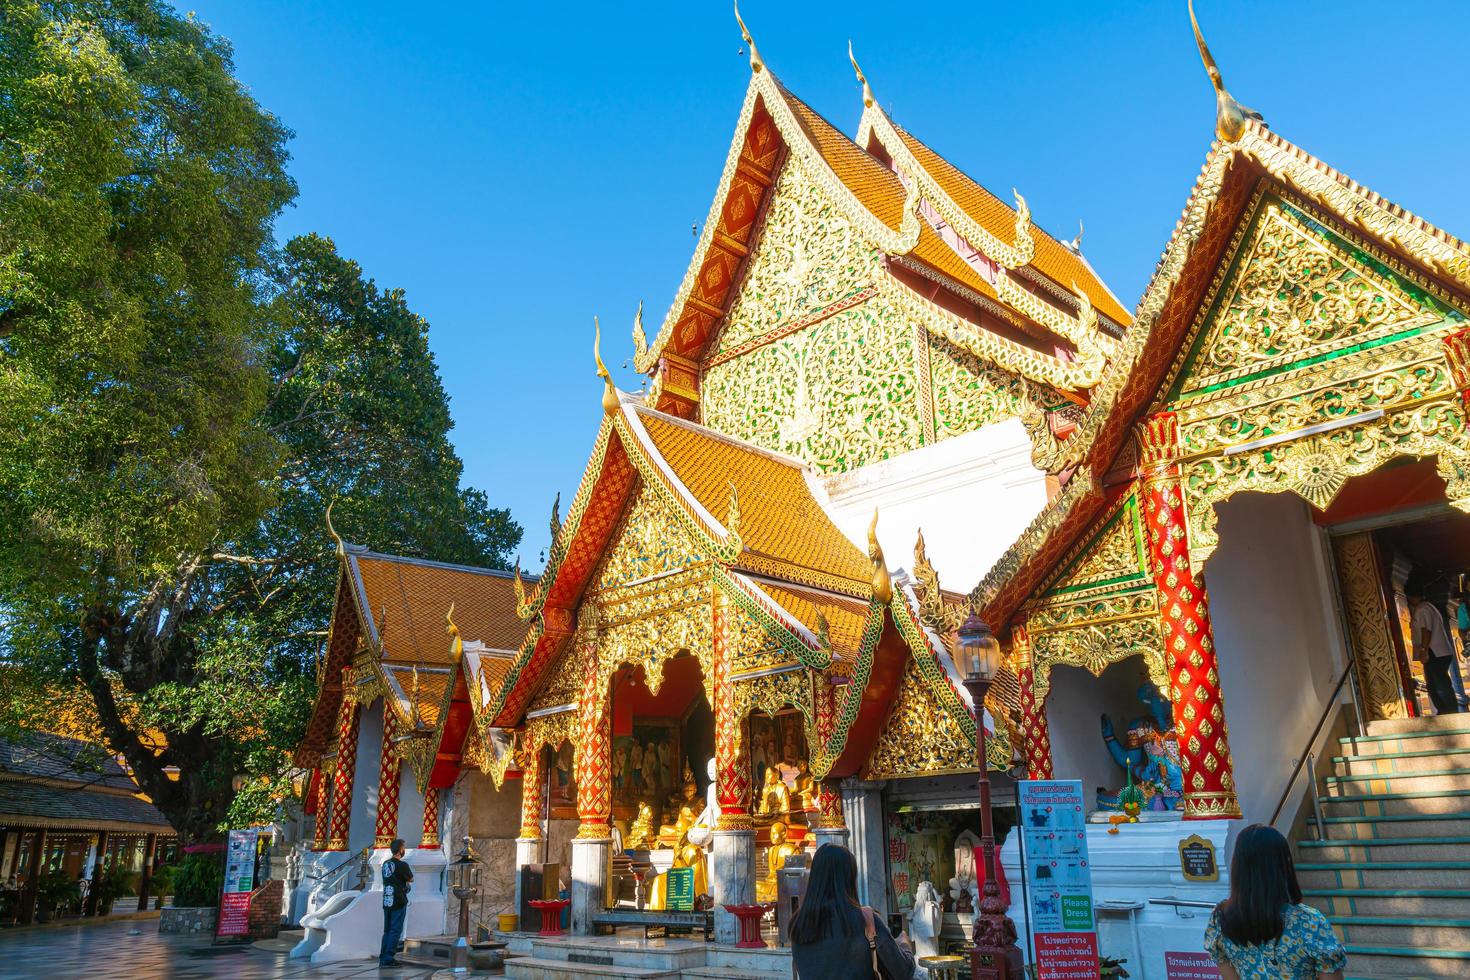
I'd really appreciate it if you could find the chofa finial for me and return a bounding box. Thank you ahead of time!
[867,508,892,604]
[324,498,344,556]
[446,602,463,663]
[1188,0,1263,142]
[847,40,875,109]
[734,0,763,73]
[631,300,648,362]
[593,317,620,415]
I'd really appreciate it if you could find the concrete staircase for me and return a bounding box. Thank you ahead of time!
[501,935,790,979]
[1298,712,1470,978]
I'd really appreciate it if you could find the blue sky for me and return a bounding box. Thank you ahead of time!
[191,0,1470,566]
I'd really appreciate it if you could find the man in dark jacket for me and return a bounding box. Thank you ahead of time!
[379,839,413,967]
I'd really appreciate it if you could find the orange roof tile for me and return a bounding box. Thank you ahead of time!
[756,581,873,660]
[383,664,451,728]
[629,406,872,593]
[349,551,528,664]
[894,125,1132,326]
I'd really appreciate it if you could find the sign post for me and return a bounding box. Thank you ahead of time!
[1017,780,1099,980]
[215,829,259,943]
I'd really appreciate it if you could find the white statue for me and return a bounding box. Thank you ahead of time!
[688,757,718,848]
[909,880,942,963]
[950,829,980,909]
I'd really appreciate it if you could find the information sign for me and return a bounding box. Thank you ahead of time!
[1018,780,1099,979]
[665,866,695,911]
[1165,951,1224,979]
[215,829,259,941]
[1178,834,1219,882]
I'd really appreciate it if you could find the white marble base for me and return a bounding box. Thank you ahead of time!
[1001,818,1236,980]
[711,828,755,944]
[811,827,851,851]
[569,837,611,936]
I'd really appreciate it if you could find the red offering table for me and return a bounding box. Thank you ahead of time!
[527,898,571,936]
[722,903,773,948]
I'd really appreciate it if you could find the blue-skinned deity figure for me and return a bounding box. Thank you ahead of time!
[1098,678,1180,811]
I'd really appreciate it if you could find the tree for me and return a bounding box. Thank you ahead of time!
[0,2,520,839]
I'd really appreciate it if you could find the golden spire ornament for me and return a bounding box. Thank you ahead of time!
[446,602,463,664]
[733,0,763,73]
[1188,0,1263,142]
[631,299,648,362]
[324,498,345,556]
[593,316,619,414]
[847,40,875,109]
[867,508,893,604]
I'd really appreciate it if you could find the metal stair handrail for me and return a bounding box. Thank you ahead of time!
[307,846,372,896]
[1269,653,1362,836]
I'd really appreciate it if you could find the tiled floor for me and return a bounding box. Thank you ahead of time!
[0,920,434,979]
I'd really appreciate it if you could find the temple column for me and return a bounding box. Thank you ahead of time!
[310,765,331,850]
[326,679,360,850]
[571,637,611,935]
[419,787,441,849]
[711,591,755,943]
[373,703,401,848]
[811,674,849,849]
[1012,625,1053,779]
[514,749,547,922]
[841,779,890,918]
[1139,412,1242,820]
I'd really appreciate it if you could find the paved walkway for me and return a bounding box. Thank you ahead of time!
[0,920,435,979]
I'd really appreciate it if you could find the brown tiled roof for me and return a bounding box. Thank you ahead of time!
[630,406,872,593]
[757,581,873,660]
[383,665,452,728]
[894,125,1133,326]
[349,551,528,664]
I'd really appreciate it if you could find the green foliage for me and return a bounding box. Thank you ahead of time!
[171,854,223,909]
[93,861,138,903]
[149,861,175,898]
[34,869,81,911]
[0,1,521,839]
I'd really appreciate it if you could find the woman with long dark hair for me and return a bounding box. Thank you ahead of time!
[1205,824,1346,979]
[790,843,914,979]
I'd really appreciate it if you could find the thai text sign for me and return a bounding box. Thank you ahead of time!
[215,829,259,941]
[1034,932,1100,980]
[1018,780,1098,978]
[665,867,694,911]
[1165,951,1224,979]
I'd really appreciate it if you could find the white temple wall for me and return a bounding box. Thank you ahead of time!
[822,418,1048,588]
[348,700,383,853]
[457,769,523,920]
[1206,493,1351,825]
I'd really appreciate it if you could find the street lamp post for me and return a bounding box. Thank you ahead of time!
[955,612,1024,980]
[448,836,481,974]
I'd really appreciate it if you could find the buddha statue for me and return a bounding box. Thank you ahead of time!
[756,766,791,817]
[673,807,709,900]
[793,759,818,811]
[625,801,655,851]
[756,820,800,903]
[666,761,700,814]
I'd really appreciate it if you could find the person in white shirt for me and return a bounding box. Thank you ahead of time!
[1410,587,1464,715]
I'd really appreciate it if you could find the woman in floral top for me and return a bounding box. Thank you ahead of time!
[1205,824,1347,979]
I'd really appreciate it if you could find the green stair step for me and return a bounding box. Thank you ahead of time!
[1327,766,1470,783]
[1306,888,1470,898]
[1298,861,1470,870]
[1344,943,1470,959]
[1328,788,1470,803]
[1334,747,1470,762]
[1300,837,1470,847]
[1323,812,1470,823]
[1328,914,1470,927]
[1343,728,1470,745]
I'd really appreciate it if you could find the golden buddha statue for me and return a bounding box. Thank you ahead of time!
[793,759,818,811]
[756,766,792,816]
[756,820,800,903]
[625,801,655,850]
[651,805,707,908]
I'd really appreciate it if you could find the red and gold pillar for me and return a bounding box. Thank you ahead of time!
[326,681,360,850]
[310,766,331,850]
[373,704,401,848]
[1012,625,1054,780]
[519,749,546,841]
[812,672,847,837]
[573,644,611,839]
[420,787,441,849]
[1139,412,1241,819]
[712,593,751,829]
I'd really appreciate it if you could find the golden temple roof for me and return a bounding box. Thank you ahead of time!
[890,125,1132,327]
[348,550,529,664]
[628,403,874,594]
[756,580,873,662]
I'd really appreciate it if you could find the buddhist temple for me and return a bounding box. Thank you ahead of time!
[287,7,1470,977]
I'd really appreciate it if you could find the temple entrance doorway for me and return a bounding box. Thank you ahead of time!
[1329,505,1470,719]
[607,652,712,911]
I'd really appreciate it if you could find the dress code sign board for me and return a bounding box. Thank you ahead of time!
[1018,780,1099,979]
[215,829,259,942]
